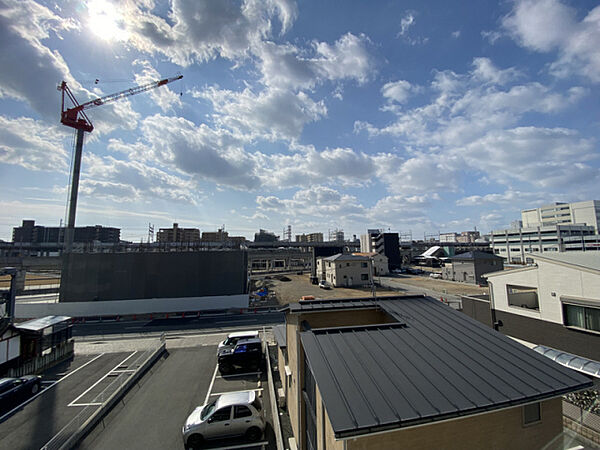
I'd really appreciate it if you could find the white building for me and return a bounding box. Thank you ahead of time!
[483,252,600,361]
[352,252,389,276]
[316,253,372,287]
[522,200,600,232]
[490,224,597,264]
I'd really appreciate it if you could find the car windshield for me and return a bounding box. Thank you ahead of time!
[200,400,217,420]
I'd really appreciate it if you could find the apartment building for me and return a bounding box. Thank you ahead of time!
[280,296,591,450]
[522,200,600,232]
[316,254,372,287]
[156,223,200,243]
[12,220,120,244]
[490,224,596,263]
[296,233,324,243]
[440,231,481,244]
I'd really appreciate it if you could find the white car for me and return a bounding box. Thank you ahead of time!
[217,330,259,352]
[318,280,331,289]
[429,272,442,279]
[182,391,265,448]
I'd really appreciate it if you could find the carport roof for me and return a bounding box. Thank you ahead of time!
[273,324,286,348]
[15,315,71,332]
[300,296,593,439]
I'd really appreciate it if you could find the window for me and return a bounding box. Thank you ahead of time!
[361,262,368,268]
[234,405,252,418]
[563,304,600,333]
[346,262,350,266]
[210,406,231,422]
[507,285,539,310]
[361,274,369,281]
[523,403,541,425]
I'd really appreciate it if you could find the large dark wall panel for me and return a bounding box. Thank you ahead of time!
[461,297,493,327]
[60,251,247,302]
[494,310,600,361]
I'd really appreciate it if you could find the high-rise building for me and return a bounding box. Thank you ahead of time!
[522,200,600,233]
[156,223,200,243]
[296,233,324,243]
[254,229,279,243]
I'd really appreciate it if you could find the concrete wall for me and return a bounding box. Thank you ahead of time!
[59,251,248,302]
[15,294,249,319]
[460,295,493,327]
[345,398,563,450]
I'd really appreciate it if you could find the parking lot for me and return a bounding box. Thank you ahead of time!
[0,351,142,449]
[79,342,274,449]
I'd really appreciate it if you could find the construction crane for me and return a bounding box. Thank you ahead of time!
[58,74,183,252]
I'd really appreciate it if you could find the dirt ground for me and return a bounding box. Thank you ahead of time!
[251,270,489,306]
[252,273,398,305]
[0,273,60,289]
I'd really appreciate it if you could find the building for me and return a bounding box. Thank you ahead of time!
[328,229,344,242]
[316,253,372,287]
[475,252,600,361]
[280,296,591,450]
[439,232,458,243]
[490,224,597,264]
[441,251,503,285]
[361,231,401,271]
[254,229,279,243]
[156,223,200,243]
[359,229,381,252]
[12,220,120,244]
[201,229,246,246]
[456,230,481,243]
[522,200,600,232]
[296,233,324,243]
[352,252,389,276]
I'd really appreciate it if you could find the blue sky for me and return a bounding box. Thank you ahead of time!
[1,0,599,242]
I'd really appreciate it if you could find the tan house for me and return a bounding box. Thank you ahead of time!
[280,295,591,450]
[316,254,372,287]
[352,252,388,276]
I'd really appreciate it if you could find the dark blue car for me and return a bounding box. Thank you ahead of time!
[0,375,42,409]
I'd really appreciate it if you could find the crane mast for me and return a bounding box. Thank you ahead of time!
[58,75,182,252]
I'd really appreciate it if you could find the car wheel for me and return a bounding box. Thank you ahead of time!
[219,364,232,374]
[187,433,203,449]
[245,427,261,442]
[31,383,39,395]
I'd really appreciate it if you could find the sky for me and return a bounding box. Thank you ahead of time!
[0,0,599,242]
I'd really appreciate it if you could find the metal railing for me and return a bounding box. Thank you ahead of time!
[41,334,165,450]
[563,399,600,442]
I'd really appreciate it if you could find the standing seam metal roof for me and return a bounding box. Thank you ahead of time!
[300,297,592,439]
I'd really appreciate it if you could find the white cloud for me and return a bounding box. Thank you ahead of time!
[196,86,326,141]
[451,30,461,39]
[0,116,68,171]
[456,190,548,206]
[471,57,520,85]
[503,0,600,82]
[481,30,502,44]
[397,13,415,37]
[381,80,414,104]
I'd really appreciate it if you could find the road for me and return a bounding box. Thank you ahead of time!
[72,312,285,339]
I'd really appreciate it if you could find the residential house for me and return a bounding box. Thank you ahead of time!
[441,251,504,285]
[316,254,372,287]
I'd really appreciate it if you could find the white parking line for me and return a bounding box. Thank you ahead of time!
[68,351,138,407]
[0,353,105,422]
[203,363,219,405]
[215,371,261,379]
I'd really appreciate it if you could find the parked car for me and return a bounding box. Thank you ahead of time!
[218,338,263,374]
[318,280,331,289]
[182,391,265,448]
[430,272,442,279]
[0,376,41,407]
[217,330,259,352]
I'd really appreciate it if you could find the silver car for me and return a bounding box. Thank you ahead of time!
[182,391,265,448]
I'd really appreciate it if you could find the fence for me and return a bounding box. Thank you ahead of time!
[563,399,600,446]
[6,341,74,378]
[40,334,166,450]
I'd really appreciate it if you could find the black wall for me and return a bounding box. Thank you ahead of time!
[60,251,248,302]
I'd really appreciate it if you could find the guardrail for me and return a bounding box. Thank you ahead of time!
[40,334,166,450]
[263,327,285,450]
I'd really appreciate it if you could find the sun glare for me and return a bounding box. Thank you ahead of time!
[87,0,128,42]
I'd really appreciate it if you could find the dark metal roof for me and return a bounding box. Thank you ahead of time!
[451,251,501,260]
[300,297,592,439]
[285,297,381,313]
[15,315,71,332]
[273,324,287,348]
[322,253,369,262]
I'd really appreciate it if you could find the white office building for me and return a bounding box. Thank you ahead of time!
[522,200,600,232]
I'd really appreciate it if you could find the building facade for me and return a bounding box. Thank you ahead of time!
[442,251,503,285]
[12,220,120,244]
[352,252,389,276]
[156,223,200,243]
[296,233,324,243]
[522,200,600,232]
[482,252,600,361]
[316,254,372,287]
[490,224,597,264]
[254,229,279,243]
